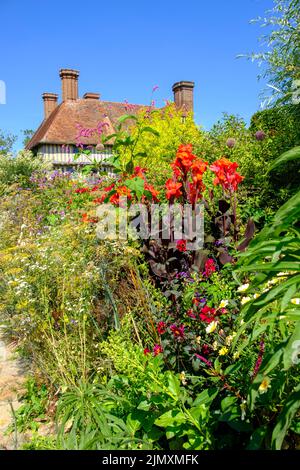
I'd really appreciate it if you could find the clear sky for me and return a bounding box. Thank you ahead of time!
[0,0,274,151]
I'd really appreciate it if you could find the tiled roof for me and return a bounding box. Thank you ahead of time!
[26,99,146,150]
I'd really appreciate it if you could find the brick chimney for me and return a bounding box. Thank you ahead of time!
[59,69,79,101]
[42,93,58,119]
[83,92,100,100]
[172,81,194,113]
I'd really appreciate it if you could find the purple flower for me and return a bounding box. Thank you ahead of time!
[226,138,236,148]
[255,130,266,141]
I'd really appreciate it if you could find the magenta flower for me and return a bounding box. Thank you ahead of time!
[194,353,212,367]
[153,344,163,356]
[152,85,159,92]
[170,324,185,339]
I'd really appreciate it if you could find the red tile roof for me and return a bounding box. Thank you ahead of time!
[26,99,146,150]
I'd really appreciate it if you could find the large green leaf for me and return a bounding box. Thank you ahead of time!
[268,146,300,172]
[271,383,300,449]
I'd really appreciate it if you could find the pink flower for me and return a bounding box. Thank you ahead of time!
[195,354,212,367]
[153,344,163,356]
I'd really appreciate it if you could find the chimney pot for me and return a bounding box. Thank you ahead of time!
[172,81,194,113]
[59,68,79,101]
[42,93,58,119]
[83,92,100,100]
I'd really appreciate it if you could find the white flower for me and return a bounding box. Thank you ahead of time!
[206,321,218,334]
[291,298,300,305]
[212,341,218,351]
[219,300,229,308]
[241,296,251,305]
[237,283,249,293]
[253,293,260,299]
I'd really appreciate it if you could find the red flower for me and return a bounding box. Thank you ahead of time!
[203,258,216,277]
[82,213,89,223]
[93,197,102,204]
[176,239,187,252]
[144,182,159,202]
[199,306,216,323]
[170,324,185,339]
[91,185,100,192]
[209,157,244,192]
[157,321,167,335]
[172,144,196,174]
[153,344,163,356]
[143,347,151,355]
[75,187,90,194]
[201,344,211,356]
[187,308,197,319]
[134,166,147,178]
[165,179,182,200]
[191,159,208,184]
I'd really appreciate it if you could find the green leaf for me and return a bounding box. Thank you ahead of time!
[271,383,300,450]
[246,425,268,450]
[192,387,219,407]
[124,177,145,200]
[137,400,151,411]
[118,114,138,123]
[154,409,186,428]
[140,126,160,137]
[268,146,300,172]
[166,371,181,400]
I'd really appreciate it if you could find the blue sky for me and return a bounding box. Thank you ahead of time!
[0,0,274,151]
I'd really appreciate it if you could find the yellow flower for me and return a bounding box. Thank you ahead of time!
[196,336,201,344]
[206,321,218,334]
[233,351,240,360]
[253,293,260,299]
[218,346,229,356]
[241,296,251,305]
[179,371,187,386]
[225,332,236,346]
[212,341,218,351]
[291,298,300,305]
[259,377,271,393]
[219,300,229,308]
[237,283,249,293]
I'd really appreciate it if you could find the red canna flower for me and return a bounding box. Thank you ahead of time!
[165,179,182,200]
[172,144,196,174]
[209,157,244,192]
[144,182,159,202]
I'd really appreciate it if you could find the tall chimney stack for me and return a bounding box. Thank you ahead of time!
[42,93,58,119]
[172,81,194,113]
[59,69,79,101]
